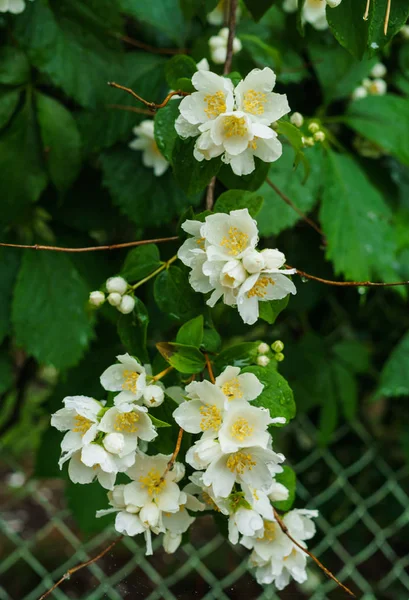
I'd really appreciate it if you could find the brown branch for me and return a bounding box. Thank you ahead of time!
[108,83,189,112]
[290,265,409,288]
[160,427,184,481]
[112,31,187,55]
[0,236,179,253]
[106,103,153,116]
[38,536,123,600]
[384,0,391,34]
[204,353,216,384]
[273,508,355,598]
[206,176,217,211]
[223,0,238,75]
[266,178,324,237]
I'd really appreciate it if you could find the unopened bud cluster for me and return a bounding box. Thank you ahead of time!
[352,63,387,100]
[89,276,135,315]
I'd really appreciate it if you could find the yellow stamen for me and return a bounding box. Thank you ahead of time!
[243,89,267,116]
[73,415,93,435]
[231,417,254,442]
[223,115,247,137]
[139,468,166,496]
[122,370,139,394]
[199,405,222,431]
[196,237,206,249]
[221,377,243,401]
[220,226,249,256]
[226,452,256,474]
[202,492,220,512]
[114,411,139,433]
[259,521,278,542]
[204,91,226,118]
[248,139,258,150]
[247,276,275,299]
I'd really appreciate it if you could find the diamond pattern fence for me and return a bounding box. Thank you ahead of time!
[1,415,409,600]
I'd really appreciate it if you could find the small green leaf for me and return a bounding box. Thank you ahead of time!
[172,137,222,197]
[273,466,296,512]
[165,54,197,89]
[243,364,296,424]
[215,342,261,371]
[214,190,264,217]
[156,341,206,374]
[243,0,275,21]
[154,265,205,322]
[176,315,204,347]
[121,244,162,282]
[149,414,172,428]
[258,296,289,325]
[0,47,30,85]
[240,34,281,71]
[276,121,303,153]
[117,298,149,363]
[202,328,222,353]
[154,100,180,163]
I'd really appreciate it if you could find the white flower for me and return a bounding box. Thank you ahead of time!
[119,295,135,314]
[352,85,368,100]
[218,401,276,453]
[177,220,214,294]
[173,379,226,437]
[89,290,105,307]
[98,405,157,455]
[106,276,128,295]
[366,78,387,96]
[0,0,27,13]
[129,120,169,177]
[257,355,270,367]
[202,446,285,498]
[215,365,264,406]
[290,112,304,127]
[222,133,283,176]
[209,28,242,65]
[100,353,147,406]
[202,209,259,261]
[234,68,290,125]
[186,437,223,470]
[178,70,234,126]
[162,488,205,554]
[107,292,122,307]
[228,505,264,545]
[142,384,165,408]
[51,395,102,466]
[242,250,265,274]
[370,62,387,78]
[67,451,118,490]
[283,0,328,31]
[196,57,210,71]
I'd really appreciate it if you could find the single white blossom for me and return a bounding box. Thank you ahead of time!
[202,209,259,261]
[209,28,242,65]
[178,70,234,126]
[234,68,290,125]
[100,353,147,406]
[129,120,169,177]
[215,365,264,405]
[228,505,264,545]
[98,405,157,455]
[218,401,278,453]
[173,379,226,437]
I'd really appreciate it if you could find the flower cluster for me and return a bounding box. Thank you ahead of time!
[173,366,318,589]
[89,276,135,314]
[51,354,165,490]
[352,63,387,100]
[178,208,297,325]
[175,67,290,176]
[209,27,242,64]
[283,0,342,30]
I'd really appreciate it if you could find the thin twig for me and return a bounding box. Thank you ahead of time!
[38,536,123,600]
[108,83,189,112]
[204,353,216,384]
[0,237,179,253]
[363,0,371,20]
[273,509,355,598]
[266,178,324,237]
[384,0,392,34]
[290,265,409,288]
[223,0,238,75]
[106,103,153,116]
[112,31,187,55]
[206,176,217,211]
[132,255,177,289]
[160,427,184,481]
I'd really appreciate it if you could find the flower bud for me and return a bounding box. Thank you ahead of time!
[370,62,386,78]
[108,484,126,508]
[257,355,270,367]
[140,501,160,528]
[103,432,125,455]
[260,248,286,270]
[290,112,304,128]
[303,136,315,147]
[326,0,342,6]
[89,291,105,307]
[271,340,284,353]
[257,342,270,355]
[352,86,367,100]
[172,462,186,483]
[220,260,247,288]
[401,25,409,40]
[118,295,135,314]
[106,276,128,295]
[368,79,387,96]
[242,250,265,274]
[108,292,122,307]
[143,384,165,408]
[308,122,319,133]
[313,131,325,142]
[163,532,182,554]
[275,352,285,362]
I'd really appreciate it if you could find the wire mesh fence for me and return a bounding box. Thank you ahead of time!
[1,414,409,600]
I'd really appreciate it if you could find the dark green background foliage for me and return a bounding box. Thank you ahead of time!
[1,0,409,541]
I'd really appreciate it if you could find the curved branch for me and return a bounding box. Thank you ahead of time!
[0,237,179,253]
[107,83,189,111]
[291,266,409,288]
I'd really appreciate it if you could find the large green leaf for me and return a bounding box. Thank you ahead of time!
[12,252,93,369]
[0,47,30,85]
[176,315,204,347]
[154,100,181,163]
[243,364,296,425]
[156,341,206,374]
[258,296,289,325]
[376,331,409,399]
[172,137,222,197]
[154,265,204,322]
[346,95,409,166]
[119,0,187,45]
[214,189,264,217]
[36,92,82,192]
[121,244,162,282]
[319,151,396,281]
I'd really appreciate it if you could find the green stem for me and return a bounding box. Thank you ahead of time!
[131,255,177,290]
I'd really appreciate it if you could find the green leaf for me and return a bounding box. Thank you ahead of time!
[36,92,82,192]
[66,479,110,533]
[149,413,172,428]
[154,100,181,163]
[376,331,409,399]
[319,151,396,281]
[172,137,222,197]
[243,364,296,425]
[165,55,197,89]
[258,296,289,325]
[0,47,30,85]
[121,244,162,282]
[156,341,206,374]
[240,34,281,71]
[0,90,20,131]
[367,0,409,56]
[117,297,149,363]
[346,95,409,166]
[0,249,20,344]
[214,190,264,217]
[327,0,369,59]
[276,121,303,153]
[154,265,204,322]
[0,100,47,229]
[243,0,275,21]
[35,427,64,478]
[256,145,322,236]
[12,252,93,369]
[100,146,199,228]
[218,158,270,192]
[273,466,296,512]
[214,342,261,371]
[176,315,204,347]
[332,340,370,374]
[119,0,187,45]
[202,327,222,353]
